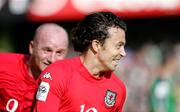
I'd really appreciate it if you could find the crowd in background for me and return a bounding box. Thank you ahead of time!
[115,41,180,112]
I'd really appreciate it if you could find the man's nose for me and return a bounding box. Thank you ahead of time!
[120,47,126,57]
[47,53,56,64]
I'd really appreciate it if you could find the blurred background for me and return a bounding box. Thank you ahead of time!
[0,0,180,112]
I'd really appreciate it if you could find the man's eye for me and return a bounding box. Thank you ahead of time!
[116,45,122,49]
[116,43,125,49]
[43,49,52,53]
[57,51,65,56]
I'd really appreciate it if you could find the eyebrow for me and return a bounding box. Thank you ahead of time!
[118,41,125,45]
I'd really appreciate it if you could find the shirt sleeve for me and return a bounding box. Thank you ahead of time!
[33,62,68,112]
[33,85,60,112]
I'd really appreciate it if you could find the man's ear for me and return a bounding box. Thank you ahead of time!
[91,40,101,53]
[29,41,34,55]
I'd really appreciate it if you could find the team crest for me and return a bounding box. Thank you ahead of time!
[104,90,117,107]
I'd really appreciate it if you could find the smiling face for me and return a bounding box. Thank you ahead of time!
[29,24,69,72]
[30,36,68,71]
[97,27,126,71]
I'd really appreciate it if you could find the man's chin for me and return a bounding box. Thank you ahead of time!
[111,65,117,71]
[106,66,115,71]
[41,66,48,71]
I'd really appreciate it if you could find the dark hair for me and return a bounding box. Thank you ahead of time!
[71,11,127,52]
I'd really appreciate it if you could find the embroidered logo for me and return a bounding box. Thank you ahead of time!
[36,82,50,101]
[43,72,52,80]
[104,90,117,107]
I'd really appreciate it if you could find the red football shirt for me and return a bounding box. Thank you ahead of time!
[0,53,37,112]
[34,56,126,112]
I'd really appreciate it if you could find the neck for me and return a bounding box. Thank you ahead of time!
[80,54,105,79]
[27,58,41,80]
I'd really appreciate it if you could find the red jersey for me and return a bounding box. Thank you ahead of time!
[34,56,126,112]
[0,53,37,112]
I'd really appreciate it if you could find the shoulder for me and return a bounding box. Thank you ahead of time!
[111,73,126,92]
[0,53,29,75]
[0,53,29,86]
[47,56,80,71]
[39,56,80,82]
[0,53,28,63]
[38,57,81,96]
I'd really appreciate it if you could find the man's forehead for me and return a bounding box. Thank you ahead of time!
[34,24,68,43]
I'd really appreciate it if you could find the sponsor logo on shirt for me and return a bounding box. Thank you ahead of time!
[36,82,50,101]
[104,90,117,107]
[43,72,52,80]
